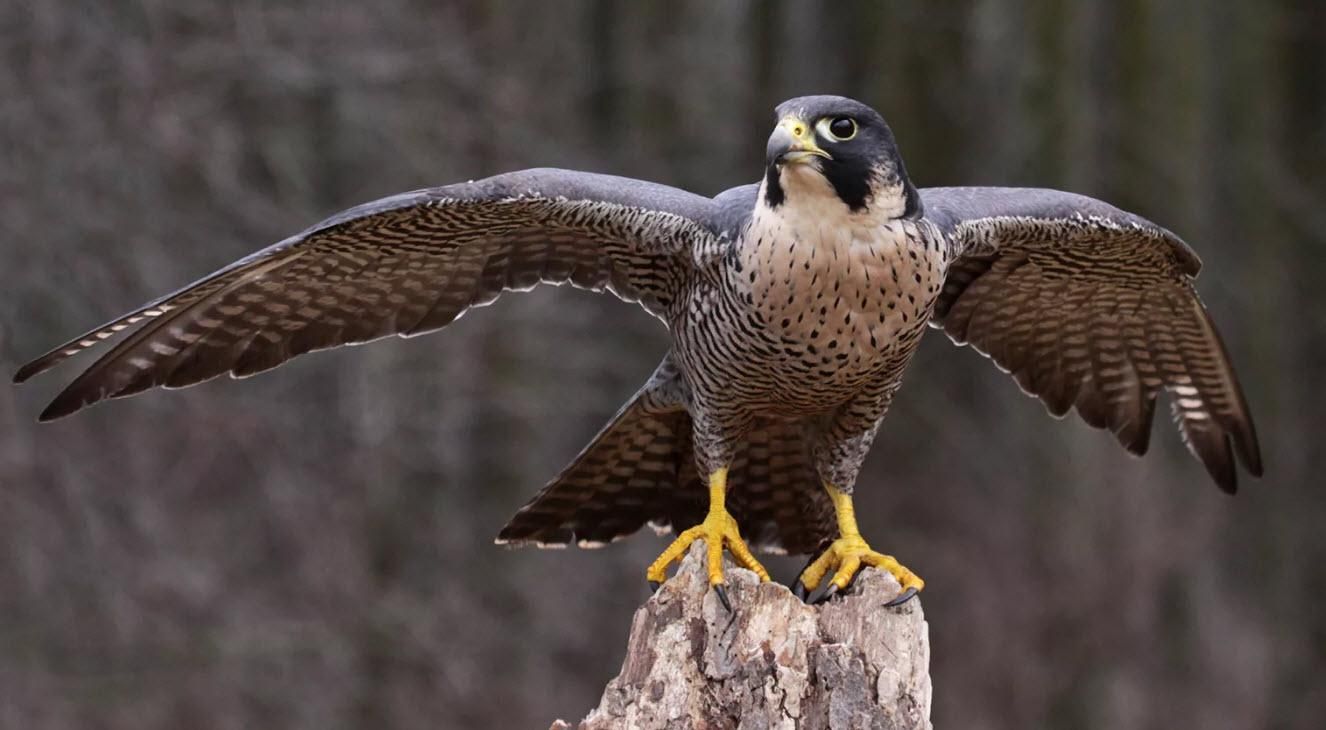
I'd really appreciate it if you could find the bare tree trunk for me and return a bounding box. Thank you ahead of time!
[552,544,932,729]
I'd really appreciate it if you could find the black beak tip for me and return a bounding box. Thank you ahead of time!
[765,126,796,167]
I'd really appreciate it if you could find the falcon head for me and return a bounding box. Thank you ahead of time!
[763,95,920,219]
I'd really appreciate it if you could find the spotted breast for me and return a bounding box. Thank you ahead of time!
[728,173,949,414]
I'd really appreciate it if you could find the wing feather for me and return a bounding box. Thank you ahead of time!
[17,169,721,420]
[924,187,1262,492]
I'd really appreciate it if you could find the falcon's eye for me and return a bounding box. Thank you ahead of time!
[818,116,858,142]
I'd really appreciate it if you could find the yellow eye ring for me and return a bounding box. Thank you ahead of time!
[817,116,857,142]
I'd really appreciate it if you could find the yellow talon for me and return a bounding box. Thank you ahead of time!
[797,483,923,603]
[645,467,770,590]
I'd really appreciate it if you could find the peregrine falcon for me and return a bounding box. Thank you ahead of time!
[14,96,1262,608]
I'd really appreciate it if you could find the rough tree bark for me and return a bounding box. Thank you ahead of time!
[551,543,932,729]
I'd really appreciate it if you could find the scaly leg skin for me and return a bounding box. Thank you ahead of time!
[794,483,923,607]
[645,467,770,610]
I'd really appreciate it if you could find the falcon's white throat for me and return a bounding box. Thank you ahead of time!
[773,160,910,220]
[751,162,908,252]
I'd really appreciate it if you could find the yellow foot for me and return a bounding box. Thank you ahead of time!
[794,535,924,606]
[645,508,770,611]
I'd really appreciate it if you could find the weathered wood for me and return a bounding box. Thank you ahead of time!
[553,543,931,729]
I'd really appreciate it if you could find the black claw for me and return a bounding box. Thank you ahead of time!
[793,552,820,603]
[713,584,732,612]
[648,580,662,594]
[884,587,919,607]
[815,584,839,605]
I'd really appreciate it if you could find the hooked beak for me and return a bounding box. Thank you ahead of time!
[766,117,831,167]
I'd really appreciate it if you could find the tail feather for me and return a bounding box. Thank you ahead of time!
[496,393,692,548]
[725,421,834,555]
[497,390,834,555]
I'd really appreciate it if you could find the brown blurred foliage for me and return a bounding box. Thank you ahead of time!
[2,2,1323,728]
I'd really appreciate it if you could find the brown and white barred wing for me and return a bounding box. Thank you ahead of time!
[923,187,1262,493]
[16,169,719,420]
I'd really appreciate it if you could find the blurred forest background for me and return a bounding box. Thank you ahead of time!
[2,1,1323,728]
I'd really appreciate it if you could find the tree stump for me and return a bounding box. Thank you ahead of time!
[552,542,932,729]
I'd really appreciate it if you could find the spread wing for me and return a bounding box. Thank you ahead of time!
[923,187,1263,493]
[16,168,722,420]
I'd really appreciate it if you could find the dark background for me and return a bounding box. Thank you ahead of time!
[3,2,1323,728]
